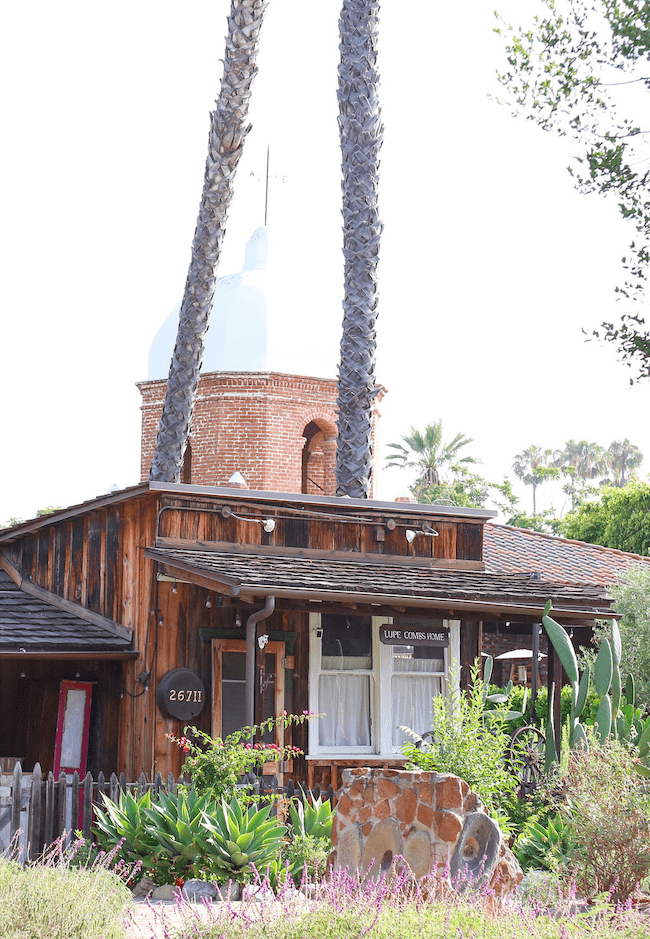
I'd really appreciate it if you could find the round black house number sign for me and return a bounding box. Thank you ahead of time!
[157,668,206,720]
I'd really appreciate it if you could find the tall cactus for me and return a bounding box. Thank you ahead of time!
[542,600,650,775]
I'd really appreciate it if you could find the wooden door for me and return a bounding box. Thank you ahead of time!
[53,680,93,827]
[212,639,286,776]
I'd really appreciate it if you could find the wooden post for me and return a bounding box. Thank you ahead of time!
[10,762,22,847]
[27,763,42,862]
[44,772,55,848]
[56,771,67,842]
[82,772,94,840]
[546,642,563,758]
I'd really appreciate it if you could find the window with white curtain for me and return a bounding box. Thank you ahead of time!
[309,614,460,757]
[390,644,446,747]
[316,614,374,749]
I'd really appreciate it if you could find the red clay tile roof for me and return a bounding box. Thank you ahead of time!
[484,524,650,587]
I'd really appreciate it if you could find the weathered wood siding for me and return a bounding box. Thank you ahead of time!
[156,496,485,562]
[1,490,488,780]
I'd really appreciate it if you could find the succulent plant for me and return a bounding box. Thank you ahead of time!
[203,797,286,883]
[542,600,650,775]
[288,793,333,843]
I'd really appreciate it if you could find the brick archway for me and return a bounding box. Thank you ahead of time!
[301,418,337,495]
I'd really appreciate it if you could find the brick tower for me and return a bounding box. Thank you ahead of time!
[139,229,382,496]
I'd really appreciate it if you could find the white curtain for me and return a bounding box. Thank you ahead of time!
[318,674,371,746]
[392,673,444,747]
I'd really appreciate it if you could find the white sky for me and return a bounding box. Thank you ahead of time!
[1,0,648,524]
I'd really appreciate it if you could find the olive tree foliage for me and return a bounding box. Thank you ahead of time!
[611,564,650,708]
[495,0,650,381]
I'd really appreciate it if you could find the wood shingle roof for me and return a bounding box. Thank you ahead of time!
[145,545,614,620]
[0,569,133,655]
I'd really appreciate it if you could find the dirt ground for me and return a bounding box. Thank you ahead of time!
[124,900,213,939]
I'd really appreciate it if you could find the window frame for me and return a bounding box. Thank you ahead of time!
[308,613,460,758]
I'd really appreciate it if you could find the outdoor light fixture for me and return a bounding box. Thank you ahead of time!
[172,581,177,594]
[222,506,276,532]
[205,595,212,609]
[405,524,439,542]
[235,613,242,628]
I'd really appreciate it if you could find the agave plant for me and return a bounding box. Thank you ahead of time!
[94,789,160,864]
[204,796,286,883]
[141,788,220,880]
[288,793,333,843]
[514,813,573,873]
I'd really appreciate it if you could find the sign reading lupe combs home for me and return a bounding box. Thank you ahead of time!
[379,616,449,647]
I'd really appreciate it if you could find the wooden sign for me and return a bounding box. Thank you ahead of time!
[379,620,449,647]
[157,668,206,720]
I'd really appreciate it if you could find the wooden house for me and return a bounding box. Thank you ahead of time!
[0,481,616,788]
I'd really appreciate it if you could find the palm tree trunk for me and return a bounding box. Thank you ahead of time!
[335,0,383,498]
[150,0,268,482]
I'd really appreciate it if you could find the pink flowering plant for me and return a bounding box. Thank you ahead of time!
[167,711,317,804]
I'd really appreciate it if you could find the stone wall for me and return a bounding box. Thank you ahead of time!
[331,767,521,896]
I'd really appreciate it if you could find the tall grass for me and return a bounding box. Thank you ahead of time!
[165,866,650,939]
[0,836,133,939]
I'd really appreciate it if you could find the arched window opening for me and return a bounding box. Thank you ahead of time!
[302,420,337,495]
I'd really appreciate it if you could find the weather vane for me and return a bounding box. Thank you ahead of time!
[249,146,286,225]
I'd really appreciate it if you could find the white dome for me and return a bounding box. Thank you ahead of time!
[147,227,336,381]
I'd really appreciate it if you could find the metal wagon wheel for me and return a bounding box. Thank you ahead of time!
[509,725,546,796]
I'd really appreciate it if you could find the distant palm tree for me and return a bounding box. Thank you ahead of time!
[150,0,268,482]
[605,439,644,487]
[552,440,610,511]
[386,421,477,488]
[335,0,383,498]
[561,440,609,482]
[512,445,557,515]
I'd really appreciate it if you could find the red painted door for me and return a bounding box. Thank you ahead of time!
[53,681,93,827]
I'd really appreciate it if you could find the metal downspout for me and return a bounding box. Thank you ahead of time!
[246,596,276,729]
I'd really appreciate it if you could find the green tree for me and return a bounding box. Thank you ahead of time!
[386,421,477,488]
[554,439,609,509]
[335,0,383,498]
[386,421,517,511]
[150,1,268,482]
[495,0,650,381]
[505,509,564,535]
[604,437,644,486]
[611,563,650,709]
[512,445,559,514]
[561,479,650,554]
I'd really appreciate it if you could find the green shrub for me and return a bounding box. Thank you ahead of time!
[402,663,518,810]
[169,713,313,805]
[562,736,650,904]
[280,833,331,885]
[487,683,600,731]
[0,863,129,939]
